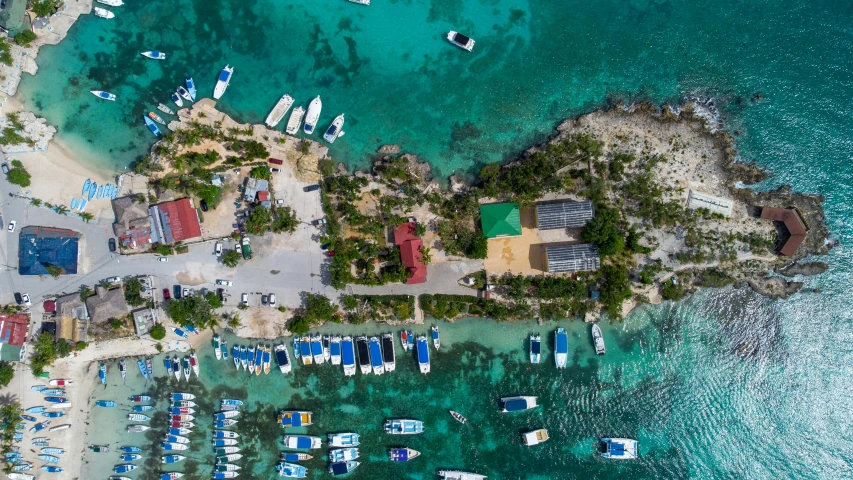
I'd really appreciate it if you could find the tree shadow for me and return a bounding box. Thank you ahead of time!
[0,393,19,407]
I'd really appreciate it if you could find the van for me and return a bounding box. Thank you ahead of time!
[268,158,284,165]
[241,293,249,306]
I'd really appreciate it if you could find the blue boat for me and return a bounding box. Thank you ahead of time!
[105,185,112,198]
[82,179,91,196]
[384,419,423,435]
[278,410,311,428]
[254,345,264,369]
[310,337,323,364]
[599,437,639,459]
[213,473,239,480]
[97,184,105,199]
[222,340,228,359]
[213,421,235,429]
[293,337,301,358]
[185,324,198,335]
[132,405,153,412]
[144,116,162,136]
[114,464,136,473]
[164,357,172,373]
[88,183,97,200]
[29,421,49,433]
[120,446,141,453]
[246,346,255,373]
[110,185,118,199]
[41,412,63,418]
[500,396,538,413]
[98,364,107,384]
[240,346,248,370]
[329,460,359,476]
[341,336,356,376]
[120,453,140,461]
[95,400,116,407]
[185,77,197,100]
[162,454,185,463]
[232,345,240,369]
[78,199,87,211]
[299,338,312,364]
[19,414,36,422]
[368,337,384,375]
[221,399,243,406]
[555,327,568,368]
[40,388,65,396]
[44,397,67,404]
[277,462,307,478]
[416,336,430,374]
[25,406,45,414]
[137,359,147,378]
[70,198,78,211]
[12,433,22,441]
[41,465,62,473]
[31,385,46,392]
[389,447,420,462]
[431,325,440,349]
[146,358,153,378]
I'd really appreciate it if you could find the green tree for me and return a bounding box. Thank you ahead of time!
[152,243,173,256]
[222,249,241,268]
[271,206,298,233]
[123,278,146,306]
[80,212,95,223]
[13,30,36,47]
[45,265,63,278]
[342,295,358,310]
[250,165,271,180]
[0,363,13,387]
[288,316,310,335]
[32,0,58,17]
[581,207,625,256]
[246,206,272,235]
[150,324,166,340]
[599,264,631,318]
[304,293,339,321]
[6,165,31,187]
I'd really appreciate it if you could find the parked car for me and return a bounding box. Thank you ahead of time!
[270,168,281,173]
[269,158,284,165]
[13,293,22,305]
[158,257,168,262]
[182,288,190,298]
[200,200,209,212]
[108,238,116,252]
[21,293,31,307]
[105,276,121,284]
[234,243,241,252]
[215,243,222,256]
[174,285,182,299]
[0,163,8,174]
[163,288,171,300]
[7,220,16,232]
[326,250,335,257]
[241,293,249,306]
[216,288,225,301]
[303,184,320,192]
[312,218,327,226]
[216,280,233,286]
[320,243,330,251]
[268,294,276,308]
[261,295,268,306]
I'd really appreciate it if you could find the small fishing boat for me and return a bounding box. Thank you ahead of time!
[521,428,549,446]
[285,106,305,135]
[303,96,322,134]
[240,346,248,370]
[144,115,161,136]
[293,338,301,360]
[275,344,291,374]
[44,397,67,404]
[214,410,239,420]
[89,445,110,452]
[347,0,370,5]
[25,406,45,414]
[276,462,307,478]
[447,31,475,52]
[265,93,294,128]
[400,331,409,351]
[88,183,97,200]
[530,334,541,364]
[299,337,312,365]
[172,356,181,380]
[170,407,195,415]
[99,363,107,384]
[323,114,344,144]
[213,334,221,360]
[96,400,116,408]
[49,402,71,409]
[170,92,183,107]
[221,340,228,360]
[329,447,359,462]
[282,435,322,450]
[329,461,359,476]
[136,359,147,378]
[214,430,240,439]
[129,395,151,402]
[185,324,199,335]
[171,392,195,401]
[40,388,65,396]
[555,327,568,368]
[214,447,240,456]
[171,421,194,429]
[328,432,359,447]
[221,399,243,407]
[417,336,430,374]
[330,336,342,366]
[247,345,256,374]
[182,356,191,381]
[450,410,467,424]
[310,336,324,365]
[96,0,123,5]
[592,324,606,355]
[389,447,420,462]
[216,454,242,464]
[119,446,141,453]
[48,379,72,387]
[170,327,189,338]
[29,421,49,433]
[8,473,35,480]
[368,336,384,375]
[169,426,191,435]
[78,199,88,211]
[165,434,189,444]
[48,424,70,432]
[128,414,150,422]
[213,65,233,99]
[161,442,188,451]
[94,7,114,18]
[280,453,312,462]
[146,357,154,378]
[599,437,638,459]
[212,439,238,447]
[500,396,538,413]
[127,425,149,433]
[132,405,153,412]
[214,419,237,428]
[323,336,331,362]
[119,359,127,381]
[119,453,140,461]
[90,90,116,101]
[114,464,136,474]
[439,471,487,480]
[19,414,36,422]
[177,86,192,102]
[40,466,62,473]
[161,455,186,464]
[31,385,46,392]
[342,336,356,376]
[185,77,197,100]
[212,473,238,479]
[356,336,370,374]
[407,330,414,350]
[157,103,174,115]
[164,356,172,374]
[38,455,59,464]
[233,345,241,369]
[148,112,165,125]
[170,414,194,423]
[384,419,424,435]
[432,326,440,349]
[263,345,272,374]
[141,51,166,60]
[160,473,184,480]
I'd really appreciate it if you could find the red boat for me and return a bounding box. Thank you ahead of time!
[400,331,409,351]
[129,395,151,403]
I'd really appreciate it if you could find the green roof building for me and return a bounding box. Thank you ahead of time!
[480,202,522,238]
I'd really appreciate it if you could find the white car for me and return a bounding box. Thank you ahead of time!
[216,280,233,286]
[215,243,222,256]
[105,276,121,283]
[21,293,31,307]
[158,257,168,262]
[7,221,16,232]
[182,288,190,298]
[234,244,241,252]
[241,293,248,306]
[268,294,276,307]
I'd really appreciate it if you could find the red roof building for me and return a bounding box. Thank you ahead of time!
[393,222,427,284]
[760,207,808,257]
[156,198,202,243]
[0,313,29,362]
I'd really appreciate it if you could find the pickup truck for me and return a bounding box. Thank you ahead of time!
[241,236,252,260]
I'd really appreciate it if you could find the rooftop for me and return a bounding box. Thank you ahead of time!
[687,190,734,218]
[113,196,152,248]
[153,198,202,243]
[535,200,594,230]
[0,313,29,347]
[393,222,427,284]
[480,203,522,238]
[85,285,129,325]
[760,207,808,256]
[18,226,80,276]
[544,243,601,273]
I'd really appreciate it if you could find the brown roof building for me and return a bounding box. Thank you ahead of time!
[112,196,153,249]
[55,293,90,343]
[85,286,129,325]
[760,207,808,257]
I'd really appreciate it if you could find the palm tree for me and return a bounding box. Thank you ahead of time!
[55,205,68,216]
[80,212,95,223]
[30,198,42,207]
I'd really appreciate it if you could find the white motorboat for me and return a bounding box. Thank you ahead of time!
[447,31,475,52]
[303,96,322,134]
[439,471,487,480]
[141,51,166,60]
[177,86,193,102]
[213,65,234,100]
[555,327,568,368]
[90,90,116,101]
[96,0,123,6]
[94,7,115,18]
[530,334,541,364]
[286,106,305,135]
[599,437,638,459]
[347,0,370,4]
[521,428,549,446]
[592,324,606,355]
[265,94,294,128]
[323,114,344,143]
[500,396,538,413]
[171,92,183,107]
[157,103,174,115]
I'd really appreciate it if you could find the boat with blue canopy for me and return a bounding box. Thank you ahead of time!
[310,336,324,365]
[98,363,107,384]
[185,77,197,100]
[329,460,359,476]
[342,336,356,376]
[599,437,638,459]
[96,401,116,407]
[280,453,312,462]
[275,344,291,374]
[161,454,186,463]
[299,337,312,365]
[328,432,359,447]
[368,337,384,375]
[278,410,311,428]
[282,435,322,449]
[384,419,423,435]
[417,336,430,374]
[389,447,420,462]
[329,447,358,462]
[530,334,541,364]
[555,328,568,368]
[500,396,538,413]
[232,345,240,369]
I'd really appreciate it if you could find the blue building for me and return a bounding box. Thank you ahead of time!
[18,226,80,276]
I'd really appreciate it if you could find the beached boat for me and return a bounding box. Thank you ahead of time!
[144,116,162,136]
[389,447,419,462]
[221,340,228,360]
[38,455,59,464]
[384,419,423,435]
[40,388,65,396]
[127,425,149,433]
[240,346,248,370]
[278,410,311,428]
[157,103,174,115]
[40,466,62,473]
[190,352,200,377]
[254,345,264,376]
[356,336,370,374]
[280,453,312,462]
[132,405,153,412]
[298,338,312,365]
[29,421,49,433]
[96,184,104,199]
[285,106,305,135]
[137,359,147,378]
[90,90,116,101]
[521,428,549,446]
[170,92,183,108]
[303,96,322,134]
[263,345,272,374]
[500,396,538,413]
[212,439,238,447]
[265,94,294,128]
[78,199,88,211]
[380,334,395,372]
[213,334,221,360]
[283,435,322,450]
[40,448,63,455]
[323,114,344,143]
[8,473,35,480]
[276,462,307,478]
[185,77,197,100]
[432,326,440,349]
[530,334,541,364]
[171,392,195,401]
[96,400,116,408]
[417,336,430,374]
[89,445,109,453]
[161,454,186,464]
[216,454,242,464]
[94,7,114,18]
[214,430,239,439]
[172,357,181,380]
[161,442,187,451]
[146,357,154,378]
[177,86,192,102]
[447,31,475,52]
[323,336,331,362]
[450,410,467,424]
[148,112,165,125]
[599,437,639,459]
[141,51,166,60]
[439,471,487,480]
[275,344,291,374]
[88,183,97,200]
[99,363,107,384]
[170,327,189,338]
[329,460,359,476]
[592,324,606,355]
[368,337,384,375]
[32,385,47,392]
[25,406,45,414]
[341,336,356,376]
[329,447,359,462]
[247,345,256,374]
[82,179,91,196]
[233,345,241,369]
[328,432,359,447]
[213,65,233,99]
[185,324,199,335]
[20,414,36,422]
[48,424,70,432]
[329,336,342,366]
[119,359,127,381]
[130,395,151,402]
[119,453,140,461]
[555,327,568,368]
[310,336,324,365]
[128,414,150,422]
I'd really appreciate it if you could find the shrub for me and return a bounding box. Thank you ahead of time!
[0,362,13,387]
[6,164,31,187]
[222,250,240,268]
[661,281,685,301]
[288,316,310,335]
[150,324,166,340]
[14,30,36,47]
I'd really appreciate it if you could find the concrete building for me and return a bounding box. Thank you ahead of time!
[85,286,129,325]
[687,190,734,218]
[243,178,269,203]
[0,313,29,362]
[131,308,156,336]
[535,200,594,230]
[543,244,601,273]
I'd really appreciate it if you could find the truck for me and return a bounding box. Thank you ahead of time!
[241,236,252,260]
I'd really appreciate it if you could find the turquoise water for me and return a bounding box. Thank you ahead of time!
[26,0,853,477]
